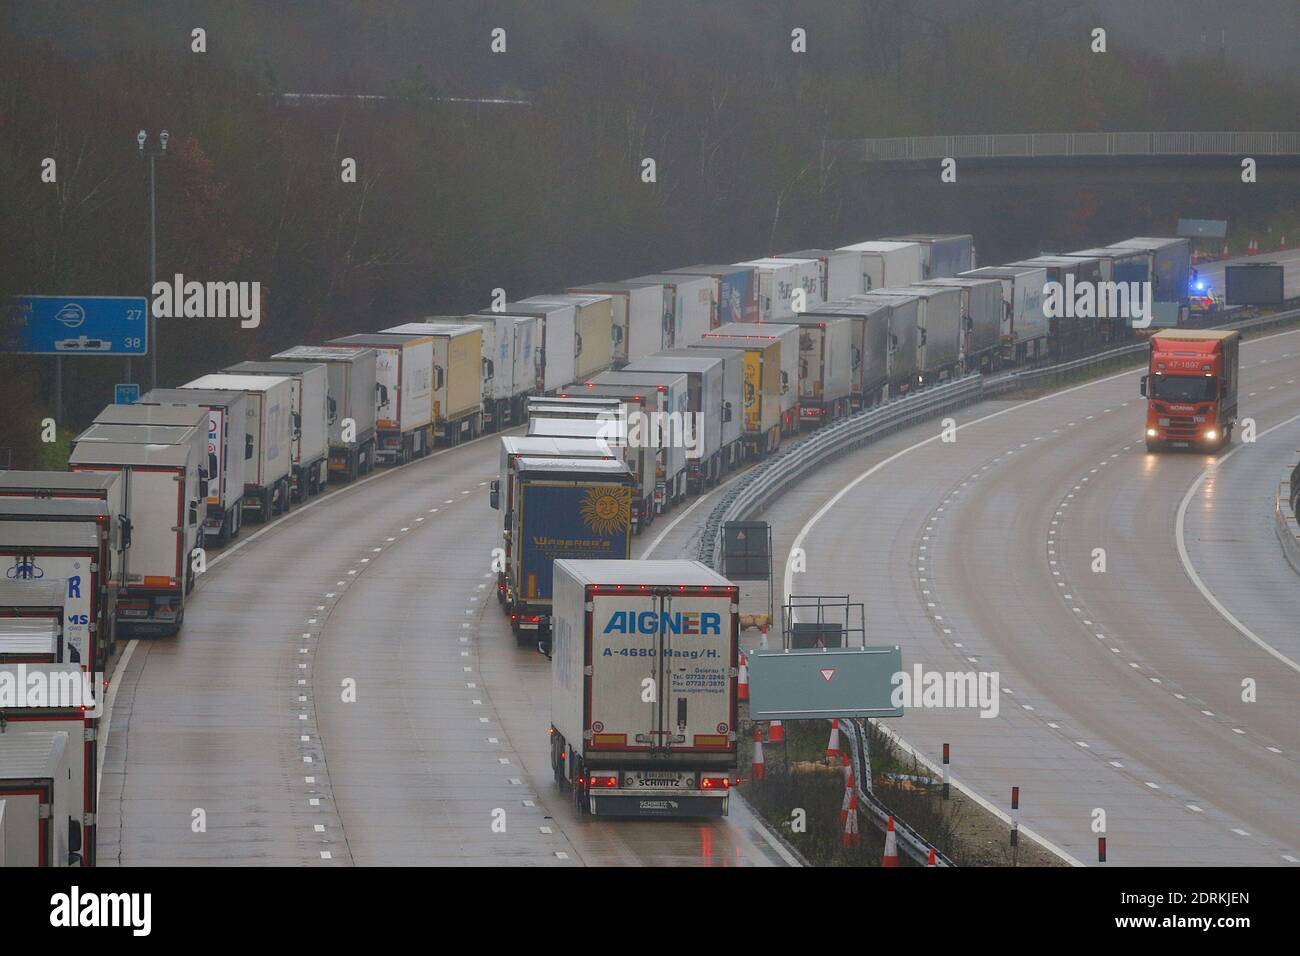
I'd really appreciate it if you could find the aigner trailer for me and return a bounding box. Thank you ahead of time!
[183,374,295,519]
[271,345,378,481]
[550,559,739,817]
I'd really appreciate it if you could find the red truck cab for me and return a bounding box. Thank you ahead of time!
[1140,329,1239,451]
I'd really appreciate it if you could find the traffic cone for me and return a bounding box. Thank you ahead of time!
[927,848,937,867]
[840,771,856,826]
[751,726,765,780]
[759,622,769,649]
[768,719,784,743]
[882,816,900,867]
[1222,243,1229,258]
[1249,239,1259,255]
[738,654,749,702]
[1282,236,1289,251]
[826,719,840,761]
[841,804,859,848]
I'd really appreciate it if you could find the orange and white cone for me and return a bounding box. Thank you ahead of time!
[768,719,784,743]
[840,771,856,826]
[1249,239,1259,255]
[841,804,859,848]
[927,847,937,867]
[1282,235,1289,251]
[826,719,841,761]
[738,654,750,702]
[882,815,900,867]
[751,726,765,780]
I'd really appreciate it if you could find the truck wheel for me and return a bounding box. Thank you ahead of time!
[1145,439,1162,453]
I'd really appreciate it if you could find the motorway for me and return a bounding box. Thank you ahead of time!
[97,430,792,866]
[96,283,1299,867]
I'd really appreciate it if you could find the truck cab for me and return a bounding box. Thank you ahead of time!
[1140,329,1239,451]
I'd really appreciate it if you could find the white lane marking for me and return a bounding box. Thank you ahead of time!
[1175,410,1300,675]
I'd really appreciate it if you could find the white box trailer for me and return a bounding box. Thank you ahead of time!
[590,370,691,509]
[381,322,485,444]
[395,315,535,431]
[884,233,976,278]
[0,471,128,566]
[325,333,435,464]
[223,361,330,502]
[139,388,248,542]
[527,395,622,420]
[554,379,670,532]
[615,281,674,363]
[837,240,925,291]
[782,316,853,425]
[567,281,664,367]
[483,302,577,395]
[271,345,378,481]
[627,275,712,349]
[0,660,98,866]
[920,276,1004,372]
[0,730,78,866]
[521,295,614,382]
[697,321,800,436]
[68,432,205,636]
[1006,256,1105,360]
[183,374,294,520]
[804,298,892,408]
[550,559,739,817]
[959,265,1049,362]
[625,348,745,485]
[663,265,761,327]
[736,258,823,321]
[780,248,864,301]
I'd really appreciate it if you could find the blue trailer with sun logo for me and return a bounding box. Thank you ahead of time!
[507,457,634,648]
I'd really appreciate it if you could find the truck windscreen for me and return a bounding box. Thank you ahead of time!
[1152,375,1216,402]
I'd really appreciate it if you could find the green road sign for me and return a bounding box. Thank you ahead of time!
[744,644,904,719]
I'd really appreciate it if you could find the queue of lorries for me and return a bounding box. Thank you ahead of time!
[0,231,1196,856]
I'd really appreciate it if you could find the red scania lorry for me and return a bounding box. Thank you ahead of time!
[1140,329,1239,452]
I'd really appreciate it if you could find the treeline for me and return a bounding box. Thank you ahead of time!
[1,0,1297,464]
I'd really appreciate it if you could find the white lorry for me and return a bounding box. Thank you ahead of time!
[780,248,864,301]
[224,361,331,501]
[183,373,295,520]
[627,275,713,349]
[736,257,824,321]
[836,240,925,290]
[550,559,740,817]
[68,422,206,635]
[271,345,379,481]
[482,302,577,396]
[325,333,435,464]
[379,322,485,444]
[919,276,1004,373]
[139,388,249,543]
[0,654,98,866]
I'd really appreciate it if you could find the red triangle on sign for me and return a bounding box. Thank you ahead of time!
[819,668,836,682]
[736,530,746,540]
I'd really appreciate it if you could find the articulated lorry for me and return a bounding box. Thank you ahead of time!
[697,322,799,444]
[68,422,207,635]
[0,657,98,866]
[959,265,1049,363]
[271,345,378,481]
[784,316,853,424]
[504,458,634,648]
[663,265,760,327]
[737,258,823,321]
[1140,329,1239,451]
[550,559,739,817]
[884,233,976,278]
[139,388,248,543]
[0,725,83,866]
[863,285,963,385]
[483,302,577,397]
[326,333,435,463]
[568,281,667,368]
[780,249,863,301]
[805,298,892,409]
[223,361,330,500]
[837,240,925,290]
[586,370,691,508]
[381,322,486,444]
[183,374,294,520]
[919,276,1004,373]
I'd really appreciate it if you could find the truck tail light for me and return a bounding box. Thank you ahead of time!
[699,775,730,790]
[589,775,618,788]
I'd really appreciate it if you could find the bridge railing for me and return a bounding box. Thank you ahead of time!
[849,131,1300,162]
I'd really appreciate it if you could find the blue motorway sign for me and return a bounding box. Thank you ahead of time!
[3,295,148,356]
[115,384,141,405]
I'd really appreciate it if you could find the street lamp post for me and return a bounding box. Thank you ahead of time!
[136,129,168,389]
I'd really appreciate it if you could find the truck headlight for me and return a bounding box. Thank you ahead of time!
[1146,428,1158,438]
[1204,429,1217,441]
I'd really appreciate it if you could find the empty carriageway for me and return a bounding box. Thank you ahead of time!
[743,326,1300,865]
